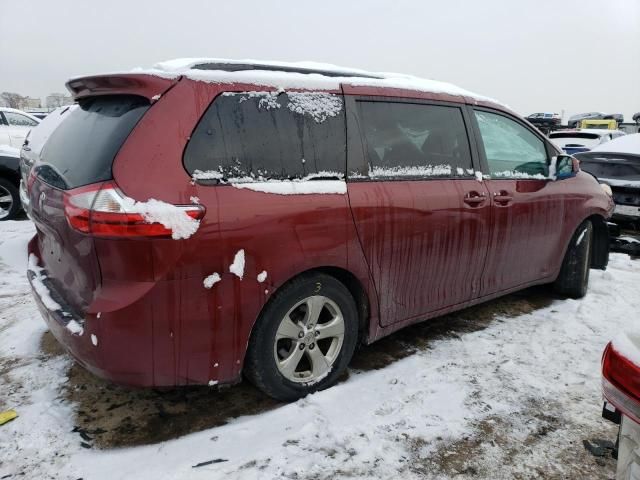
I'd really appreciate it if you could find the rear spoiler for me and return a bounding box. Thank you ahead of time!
[65,73,179,101]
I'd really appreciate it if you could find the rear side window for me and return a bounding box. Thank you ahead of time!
[474,110,548,178]
[36,95,149,189]
[356,101,473,179]
[548,132,601,149]
[184,92,346,181]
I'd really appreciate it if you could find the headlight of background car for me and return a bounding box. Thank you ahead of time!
[600,183,613,197]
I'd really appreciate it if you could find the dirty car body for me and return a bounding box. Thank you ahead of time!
[22,59,613,398]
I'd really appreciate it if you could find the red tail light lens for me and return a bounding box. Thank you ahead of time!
[602,339,640,425]
[63,181,205,238]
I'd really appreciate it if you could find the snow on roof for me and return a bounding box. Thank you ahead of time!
[134,57,502,105]
[590,133,640,155]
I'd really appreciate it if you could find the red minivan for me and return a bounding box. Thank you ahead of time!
[22,59,613,401]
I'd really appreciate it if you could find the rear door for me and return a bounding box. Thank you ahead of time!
[471,108,565,295]
[28,96,150,315]
[346,96,491,326]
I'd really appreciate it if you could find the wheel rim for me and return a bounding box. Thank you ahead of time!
[274,295,345,384]
[0,185,14,220]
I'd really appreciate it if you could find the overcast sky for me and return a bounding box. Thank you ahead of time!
[1,0,639,120]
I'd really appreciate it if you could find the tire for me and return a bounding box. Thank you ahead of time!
[553,221,593,298]
[244,273,359,401]
[0,178,20,221]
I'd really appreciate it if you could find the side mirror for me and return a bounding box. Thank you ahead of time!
[549,154,578,180]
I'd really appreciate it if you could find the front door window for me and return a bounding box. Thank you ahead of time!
[474,110,548,179]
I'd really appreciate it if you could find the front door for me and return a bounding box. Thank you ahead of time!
[346,97,491,326]
[471,109,565,295]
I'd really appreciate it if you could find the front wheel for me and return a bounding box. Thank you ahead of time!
[244,273,359,401]
[554,221,593,298]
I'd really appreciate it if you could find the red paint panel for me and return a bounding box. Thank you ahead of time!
[348,179,491,326]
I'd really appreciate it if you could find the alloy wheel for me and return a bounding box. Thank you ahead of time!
[274,295,345,384]
[0,185,14,220]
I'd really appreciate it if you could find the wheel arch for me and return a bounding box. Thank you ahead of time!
[246,265,371,353]
[586,214,609,270]
[555,213,608,281]
[0,167,20,186]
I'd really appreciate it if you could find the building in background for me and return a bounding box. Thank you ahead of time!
[45,93,73,109]
[21,97,41,109]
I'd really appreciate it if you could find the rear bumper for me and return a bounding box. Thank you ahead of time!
[28,237,157,387]
[28,235,241,389]
[28,272,157,387]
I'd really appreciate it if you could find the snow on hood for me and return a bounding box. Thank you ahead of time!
[590,133,640,155]
[0,145,20,158]
[130,57,503,105]
[611,331,640,368]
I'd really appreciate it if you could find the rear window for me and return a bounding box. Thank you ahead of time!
[549,132,602,149]
[183,92,346,181]
[578,154,640,179]
[35,95,149,190]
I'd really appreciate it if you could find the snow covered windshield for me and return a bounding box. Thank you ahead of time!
[548,133,601,149]
[34,96,149,190]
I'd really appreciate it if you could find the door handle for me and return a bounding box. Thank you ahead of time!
[463,191,487,206]
[493,191,513,205]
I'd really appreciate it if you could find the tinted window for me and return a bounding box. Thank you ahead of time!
[5,111,39,127]
[356,101,473,178]
[474,110,548,178]
[35,95,149,190]
[184,92,346,181]
[578,153,640,179]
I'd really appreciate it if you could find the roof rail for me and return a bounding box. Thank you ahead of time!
[191,62,384,79]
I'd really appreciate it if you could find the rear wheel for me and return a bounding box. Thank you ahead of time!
[554,221,593,298]
[244,273,358,401]
[0,178,20,221]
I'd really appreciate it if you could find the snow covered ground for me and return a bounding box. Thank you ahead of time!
[1,218,638,479]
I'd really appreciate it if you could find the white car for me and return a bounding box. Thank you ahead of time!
[0,107,41,148]
[548,128,626,155]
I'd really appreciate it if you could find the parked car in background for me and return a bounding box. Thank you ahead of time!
[526,112,561,127]
[633,112,640,125]
[0,107,40,148]
[0,145,22,220]
[549,129,626,155]
[601,333,640,480]
[23,59,613,401]
[575,134,640,227]
[568,112,624,129]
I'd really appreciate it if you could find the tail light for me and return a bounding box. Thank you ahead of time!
[602,339,640,425]
[63,181,204,239]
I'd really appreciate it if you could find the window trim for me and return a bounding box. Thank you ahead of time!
[346,95,479,182]
[0,112,8,126]
[468,106,555,180]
